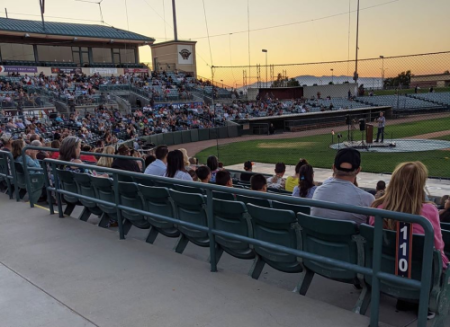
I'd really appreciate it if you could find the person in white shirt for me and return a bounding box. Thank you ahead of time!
[165,149,192,181]
[144,145,168,176]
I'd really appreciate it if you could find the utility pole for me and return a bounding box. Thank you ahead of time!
[353,0,360,96]
[172,0,178,41]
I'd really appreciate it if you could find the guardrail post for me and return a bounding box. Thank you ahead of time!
[21,154,34,208]
[369,214,383,327]
[42,162,54,215]
[113,173,125,240]
[206,189,217,272]
[51,163,64,218]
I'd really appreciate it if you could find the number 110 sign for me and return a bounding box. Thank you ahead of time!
[396,221,413,278]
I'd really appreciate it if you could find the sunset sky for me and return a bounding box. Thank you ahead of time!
[3,0,450,86]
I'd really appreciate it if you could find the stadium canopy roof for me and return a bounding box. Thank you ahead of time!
[0,17,154,44]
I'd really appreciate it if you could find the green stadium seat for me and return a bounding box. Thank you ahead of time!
[246,204,303,283]
[137,185,179,243]
[272,200,310,215]
[442,229,450,259]
[56,169,87,218]
[72,172,108,227]
[118,182,150,235]
[236,194,271,208]
[297,213,367,312]
[132,175,155,186]
[212,199,255,264]
[359,224,450,320]
[0,155,16,200]
[441,223,450,231]
[212,191,235,201]
[89,176,118,226]
[14,162,44,204]
[173,184,205,194]
[169,189,209,253]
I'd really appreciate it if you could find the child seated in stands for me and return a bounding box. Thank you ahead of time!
[196,166,211,183]
[267,162,286,190]
[250,174,267,192]
[216,170,233,187]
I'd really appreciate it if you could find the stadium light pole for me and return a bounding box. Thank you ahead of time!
[380,55,385,89]
[353,0,360,96]
[331,68,334,84]
[262,49,268,88]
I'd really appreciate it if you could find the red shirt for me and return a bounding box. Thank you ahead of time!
[80,154,97,163]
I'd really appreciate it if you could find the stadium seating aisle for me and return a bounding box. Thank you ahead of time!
[0,196,389,327]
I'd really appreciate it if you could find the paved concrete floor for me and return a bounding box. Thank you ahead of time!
[0,196,397,327]
[225,162,450,198]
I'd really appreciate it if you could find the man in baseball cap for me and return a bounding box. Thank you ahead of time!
[311,148,374,225]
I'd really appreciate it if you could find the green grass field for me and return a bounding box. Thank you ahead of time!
[196,116,450,178]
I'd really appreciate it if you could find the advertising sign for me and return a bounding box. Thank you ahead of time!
[0,66,38,73]
[51,67,82,74]
[124,68,149,73]
[89,68,118,75]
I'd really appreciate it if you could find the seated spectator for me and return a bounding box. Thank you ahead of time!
[178,148,191,171]
[189,157,198,170]
[50,140,60,159]
[0,133,13,151]
[131,150,143,171]
[165,149,192,181]
[216,170,233,187]
[112,145,140,172]
[196,166,211,183]
[188,170,198,181]
[144,154,156,168]
[267,162,286,189]
[374,180,386,199]
[31,140,48,160]
[439,195,450,223]
[80,145,97,163]
[292,164,316,198]
[285,158,308,192]
[59,136,86,173]
[12,139,41,174]
[144,145,167,176]
[240,161,253,183]
[250,174,267,192]
[207,155,219,183]
[370,162,448,267]
[97,146,115,168]
[312,148,374,225]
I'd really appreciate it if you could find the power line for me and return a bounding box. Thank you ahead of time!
[141,0,173,29]
[193,0,401,40]
[201,0,213,68]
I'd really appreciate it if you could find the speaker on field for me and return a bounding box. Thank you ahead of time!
[359,119,366,131]
[345,115,351,125]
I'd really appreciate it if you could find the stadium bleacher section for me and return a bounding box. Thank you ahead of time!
[0,150,448,327]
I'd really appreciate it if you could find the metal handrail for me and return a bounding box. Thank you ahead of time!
[40,157,437,327]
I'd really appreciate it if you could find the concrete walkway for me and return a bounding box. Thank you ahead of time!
[0,197,394,327]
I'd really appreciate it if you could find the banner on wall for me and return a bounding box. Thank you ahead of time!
[124,68,148,73]
[51,67,82,74]
[89,67,118,75]
[0,66,38,73]
[177,45,193,65]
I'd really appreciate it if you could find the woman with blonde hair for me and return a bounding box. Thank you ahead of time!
[178,148,191,171]
[370,161,448,267]
[96,146,115,168]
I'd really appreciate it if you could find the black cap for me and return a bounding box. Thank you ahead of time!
[334,148,361,172]
[244,161,253,170]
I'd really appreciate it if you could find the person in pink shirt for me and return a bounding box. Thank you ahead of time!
[369,161,448,268]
